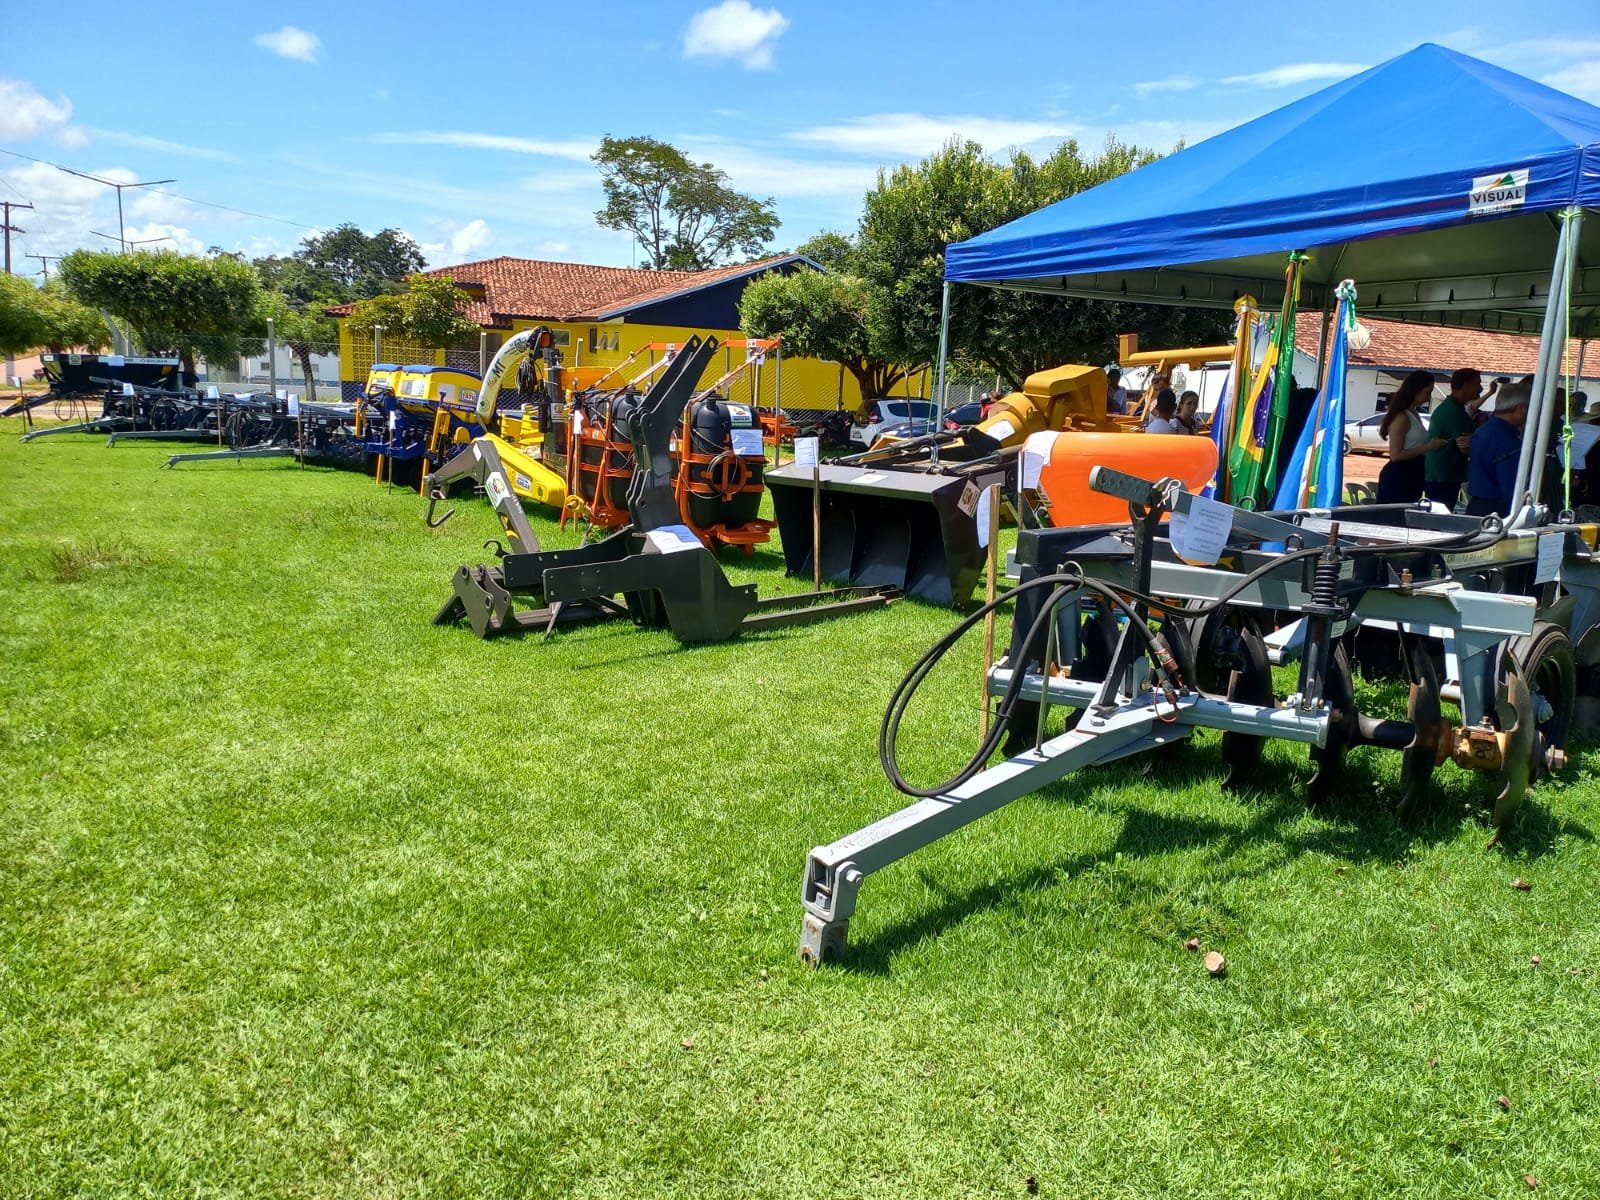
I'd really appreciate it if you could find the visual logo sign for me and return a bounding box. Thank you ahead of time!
[1468,168,1529,216]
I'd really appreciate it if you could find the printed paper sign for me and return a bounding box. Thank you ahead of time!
[957,480,980,517]
[121,382,135,396]
[1020,432,1053,489]
[388,409,398,431]
[729,427,764,457]
[646,526,702,554]
[205,385,220,400]
[793,436,820,468]
[1468,167,1529,217]
[287,395,300,417]
[8,375,20,389]
[1536,531,1563,584]
[976,487,993,548]
[1169,494,1234,565]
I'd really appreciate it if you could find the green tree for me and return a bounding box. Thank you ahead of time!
[0,274,110,357]
[59,249,262,374]
[857,138,1229,388]
[295,224,426,296]
[794,231,856,272]
[259,291,336,400]
[344,273,476,349]
[739,268,914,401]
[593,136,778,270]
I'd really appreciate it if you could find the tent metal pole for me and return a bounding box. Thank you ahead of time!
[1513,215,1573,520]
[930,280,952,465]
[1313,293,1335,391]
[1528,209,1583,515]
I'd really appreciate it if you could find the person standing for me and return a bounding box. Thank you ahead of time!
[1175,391,1201,434]
[1424,367,1487,509]
[1376,371,1449,504]
[1105,369,1128,415]
[1466,379,1531,517]
[1145,389,1182,433]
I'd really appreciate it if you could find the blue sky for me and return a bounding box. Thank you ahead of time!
[3,1,1598,274]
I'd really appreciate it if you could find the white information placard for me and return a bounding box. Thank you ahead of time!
[1535,531,1563,584]
[976,487,993,548]
[121,382,135,396]
[287,395,300,417]
[1168,494,1234,565]
[793,436,820,468]
[205,385,220,400]
[729,427,764,457]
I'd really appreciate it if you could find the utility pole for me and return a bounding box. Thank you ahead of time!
[28,254,60,280]
[1,200,34,273]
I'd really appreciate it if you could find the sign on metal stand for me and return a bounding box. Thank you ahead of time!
[795,436,821,589]
[979,483,1001,739]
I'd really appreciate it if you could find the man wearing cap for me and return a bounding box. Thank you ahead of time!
[1465,378,1531,517]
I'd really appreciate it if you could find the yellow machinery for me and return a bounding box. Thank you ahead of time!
[1113,333,1234,427]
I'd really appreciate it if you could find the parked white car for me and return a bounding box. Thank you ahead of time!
[1343,407,1431,456]
[850,398,942,449]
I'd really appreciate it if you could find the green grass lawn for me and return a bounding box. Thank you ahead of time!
[3,423,1599,1198]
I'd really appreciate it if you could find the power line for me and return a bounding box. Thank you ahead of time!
[0,147,319,232]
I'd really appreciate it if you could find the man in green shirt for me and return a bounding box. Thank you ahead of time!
[1425,368,1488,510]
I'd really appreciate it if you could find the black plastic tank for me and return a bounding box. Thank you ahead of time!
[685,395,763,529]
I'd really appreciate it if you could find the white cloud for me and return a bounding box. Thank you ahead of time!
[533,239,572,257]
[682,1,789,69]
[368,131,596,161]
[789,112,1078,158]
[0,78,73,140]
[57,125,90,150]
[84,128,239,162]
[1544,60,1600,103]
[1134,76,1199,97]
[253,26,322,63]
[683,141,881,198]
[447,218,493,257]
[1221,62,1367,89]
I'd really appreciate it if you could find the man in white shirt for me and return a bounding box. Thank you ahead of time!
[1146,389,1182,434]
[1106,368,1128,415]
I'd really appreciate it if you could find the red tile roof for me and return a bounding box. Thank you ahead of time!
[330,253,805,327]
[1293,313,1593,378]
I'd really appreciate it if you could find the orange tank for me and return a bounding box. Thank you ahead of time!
[1022,430,1218,526]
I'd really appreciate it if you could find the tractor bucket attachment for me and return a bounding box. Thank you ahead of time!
[765,461,1002,607]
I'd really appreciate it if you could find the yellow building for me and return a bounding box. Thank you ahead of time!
[333,254,929,415]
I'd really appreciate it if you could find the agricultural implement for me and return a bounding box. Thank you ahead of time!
[797,466,1594,964]
[764,363,1212,606]
[432,334,895,645]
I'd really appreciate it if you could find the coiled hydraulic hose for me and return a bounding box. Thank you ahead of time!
[879,519,1509,800]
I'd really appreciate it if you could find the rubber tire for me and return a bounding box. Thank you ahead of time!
[1507,620,1577,765]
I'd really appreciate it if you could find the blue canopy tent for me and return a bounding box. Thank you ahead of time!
[938,43,1600,522]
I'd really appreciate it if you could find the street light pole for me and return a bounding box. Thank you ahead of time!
[58,168,176,252]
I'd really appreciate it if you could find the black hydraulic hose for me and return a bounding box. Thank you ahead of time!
[879,520,1510,800]
[880,571,1176,799]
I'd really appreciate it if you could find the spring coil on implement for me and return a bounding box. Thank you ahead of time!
[1306,520,1344,616]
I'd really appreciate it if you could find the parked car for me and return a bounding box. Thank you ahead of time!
[1343,407,1430,456]
[943,401,986,431]
[850,398,942,449]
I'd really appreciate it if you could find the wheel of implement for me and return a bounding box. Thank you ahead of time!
[1307,643,1356,807]
[1194,609,1273,790]
[1492,622,1576,834]
[1396,636,1443,824]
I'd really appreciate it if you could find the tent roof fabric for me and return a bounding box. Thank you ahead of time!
[945,44,1600,332]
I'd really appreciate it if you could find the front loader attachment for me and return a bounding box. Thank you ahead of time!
[766,461,1001,607]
